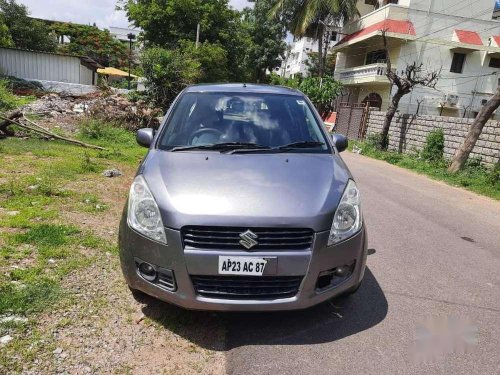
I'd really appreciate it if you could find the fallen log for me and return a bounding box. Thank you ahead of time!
[0,113,106,150]
[0,110,22,137]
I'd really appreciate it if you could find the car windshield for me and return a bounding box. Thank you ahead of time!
[158,92,329,152]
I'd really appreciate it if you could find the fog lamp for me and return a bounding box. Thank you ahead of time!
[138,262,157,281]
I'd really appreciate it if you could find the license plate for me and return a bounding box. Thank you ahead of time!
[218,256,268,276]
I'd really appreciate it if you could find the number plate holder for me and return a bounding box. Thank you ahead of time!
[218,256,277,276]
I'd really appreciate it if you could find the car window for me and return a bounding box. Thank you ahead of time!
[158,92,329,151]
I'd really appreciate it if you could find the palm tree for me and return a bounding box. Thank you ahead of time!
[270,0,358,77]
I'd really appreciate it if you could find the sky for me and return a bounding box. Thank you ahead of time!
[17,0,251,29]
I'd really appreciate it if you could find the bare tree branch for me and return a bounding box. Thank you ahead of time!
[379,30,441,149]
[0,113,106,150]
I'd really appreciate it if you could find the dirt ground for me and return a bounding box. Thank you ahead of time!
[38,164,225,375]
[0,106,226,374]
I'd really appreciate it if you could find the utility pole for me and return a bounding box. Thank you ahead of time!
[195,23,200,49]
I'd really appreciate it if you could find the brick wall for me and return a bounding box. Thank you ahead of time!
[365,110,500,166]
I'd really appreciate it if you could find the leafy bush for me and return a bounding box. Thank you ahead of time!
[269,74,343,116]
[366,133,384,150]
[488,162,500,186]
[299,76,343,116]
[268,73,301,88]
[465,156,483,169]
[421,129,444,162]
[0,79,34,111]
[142,47,201,109]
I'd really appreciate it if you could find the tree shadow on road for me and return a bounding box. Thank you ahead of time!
[139,267,387,351]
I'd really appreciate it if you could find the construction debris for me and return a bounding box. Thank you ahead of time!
[0,91,163,143]
[21,92,162,130]
[102,169,123,178]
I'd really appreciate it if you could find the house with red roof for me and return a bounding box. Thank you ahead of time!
[332,0,500,118]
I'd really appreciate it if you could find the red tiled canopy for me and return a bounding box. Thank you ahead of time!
[338,19,416,45]
[454,29,483,46]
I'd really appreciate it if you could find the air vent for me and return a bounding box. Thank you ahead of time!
[191,275,303,300]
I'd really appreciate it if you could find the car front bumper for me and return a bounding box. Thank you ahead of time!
[119,221,367,311]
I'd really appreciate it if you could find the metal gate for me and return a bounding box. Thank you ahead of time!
[335,103,369,140]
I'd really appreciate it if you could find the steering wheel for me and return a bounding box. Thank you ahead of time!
[189,128,223,145]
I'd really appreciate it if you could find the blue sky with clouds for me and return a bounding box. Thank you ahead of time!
[18,0,251,28]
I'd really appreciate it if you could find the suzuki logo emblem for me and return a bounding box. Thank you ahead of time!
[239,230,258,250]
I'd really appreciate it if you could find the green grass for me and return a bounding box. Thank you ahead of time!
[350,140,500,200]
[0,119,146,368]
[0,79,35,112]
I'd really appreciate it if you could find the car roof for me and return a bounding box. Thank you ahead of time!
[183,83,303,96]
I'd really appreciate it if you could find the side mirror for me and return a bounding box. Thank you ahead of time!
[331,133,348,153]
[136,128,154,148]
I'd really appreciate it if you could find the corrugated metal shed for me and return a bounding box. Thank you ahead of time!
[0,47,101,85]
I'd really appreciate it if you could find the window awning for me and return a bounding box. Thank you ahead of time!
[450,29,483,52]
[453,30,483,45]
[490,35,500,47]
[487,36,500,57]
[335,19,416,47]
[97,67,138,78]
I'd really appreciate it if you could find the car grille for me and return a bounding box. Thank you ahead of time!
[191,275,303,300]
[181,226,314,250]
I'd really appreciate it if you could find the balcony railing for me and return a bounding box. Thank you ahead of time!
[335,63,388,83]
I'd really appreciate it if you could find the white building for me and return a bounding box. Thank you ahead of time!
[332,0,500,118]
[108,26,142,43]
[278,34,340,78]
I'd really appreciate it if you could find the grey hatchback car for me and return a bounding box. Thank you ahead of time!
[119,83,367,311]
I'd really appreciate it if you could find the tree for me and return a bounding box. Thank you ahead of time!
[141,47,201,109]
[268,73,343,116]
[305,51,336,77]
[122,0,250,81]
[179,40,228,82]
[243,0,287,82]
[0,0,56,52]
[51,23,129,68]
[123,0,238,48]
[379,32,440,149]
[0,14,13,47]
[448,87,500,173]
[270,0,357,77]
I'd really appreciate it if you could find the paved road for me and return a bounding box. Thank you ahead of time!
[223,152,500,375]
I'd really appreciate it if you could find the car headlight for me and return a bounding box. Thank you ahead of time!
[328,179,362,246]
[127,175,167,244]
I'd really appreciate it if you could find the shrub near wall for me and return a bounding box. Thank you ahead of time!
[365,110,500,166]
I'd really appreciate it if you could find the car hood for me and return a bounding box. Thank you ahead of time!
[142,150,351,232]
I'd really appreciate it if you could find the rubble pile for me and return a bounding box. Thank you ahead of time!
[26,93,75,116]
[24,92,162,130]
[86,95,162,130]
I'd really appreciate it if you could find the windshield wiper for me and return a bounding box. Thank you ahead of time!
[228,140,325,154]
[170,142,271,152]
[275,141,325,150]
